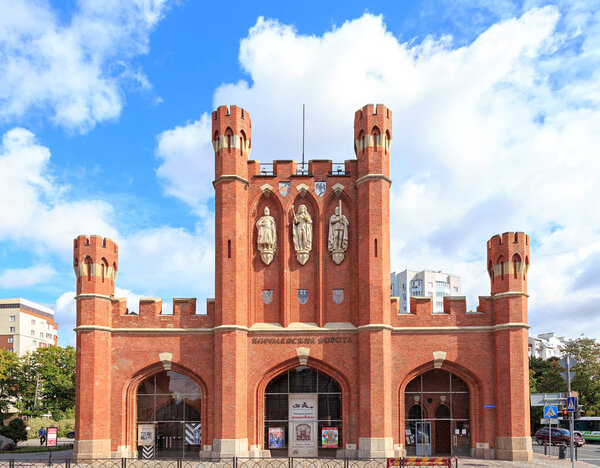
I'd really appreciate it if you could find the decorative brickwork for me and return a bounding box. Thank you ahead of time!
[73,104,532,461]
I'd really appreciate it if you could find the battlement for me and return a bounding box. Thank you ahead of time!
[247,159,356,180]
[212,105,250,123]
[354,103,392,122]
[111,297,214,329]
[487,231,529,249]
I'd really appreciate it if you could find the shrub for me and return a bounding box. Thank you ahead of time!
[25,417,57,440]
[0,418,28,442]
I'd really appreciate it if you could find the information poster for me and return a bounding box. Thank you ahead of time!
[46,427,58,447]
[321,427,338,448]
[289,394,318,456]
[268,427,285,448]
[138,424,155,446]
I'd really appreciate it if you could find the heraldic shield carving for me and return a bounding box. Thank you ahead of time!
[315,181,326,197]
[332,289,344,304]
[262,290,273,304]
[279,181,291,197]
[297,289,309,304]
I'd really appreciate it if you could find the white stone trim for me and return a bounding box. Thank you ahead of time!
[74,293,113,301]
[212,175,250,187]
[355,174,392,187]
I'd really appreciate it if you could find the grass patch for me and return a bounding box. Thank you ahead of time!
[1,444,73,454]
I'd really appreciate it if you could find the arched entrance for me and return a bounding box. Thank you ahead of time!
[264,366,342,457]
[404,369,470,456]
[136,370,202,458]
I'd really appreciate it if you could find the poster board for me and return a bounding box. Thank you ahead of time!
[289,394,318,456]
[138,424,155,446]
[268,427,285,448]
[46,427,58,447]
[321,427,338,448]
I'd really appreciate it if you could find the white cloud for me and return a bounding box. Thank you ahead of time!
[0,265,56,289]
[155,115,215,211]
[157,7,600,338]
[0,128,117,259]
[0,0,172,132]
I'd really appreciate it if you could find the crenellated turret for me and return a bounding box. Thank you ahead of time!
[487,231,529,296]
[212,105,251,180]
[354,103,392,178]
[73,235,118,297]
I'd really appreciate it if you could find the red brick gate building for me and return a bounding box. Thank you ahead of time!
[73,104,532,461]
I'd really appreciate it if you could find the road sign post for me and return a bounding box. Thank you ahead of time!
[559,356,578,468]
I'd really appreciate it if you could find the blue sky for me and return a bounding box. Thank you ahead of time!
[1,0,599,346]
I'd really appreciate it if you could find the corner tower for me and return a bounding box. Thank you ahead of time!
[73,235,118,459]
[211,105,251,456]
[488,232,532,461]
[354,104,395,457]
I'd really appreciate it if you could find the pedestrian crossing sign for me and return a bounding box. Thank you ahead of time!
[567,397,577,412]
[544,405,558,418]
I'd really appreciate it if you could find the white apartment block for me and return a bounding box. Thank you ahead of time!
[0,298,58,355]
[391,270,461,314]
[528,332,568,360]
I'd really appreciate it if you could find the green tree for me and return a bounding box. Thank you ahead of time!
[0,349,20,420]
[565,337,600,415]
[0,418,28,442]
[31,346,76,419]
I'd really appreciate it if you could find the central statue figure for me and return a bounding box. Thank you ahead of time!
[256,207,276,265]
[292,204,313,265]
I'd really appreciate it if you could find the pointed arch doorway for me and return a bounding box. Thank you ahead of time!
[404,369,471,456]
[264,366,342,457]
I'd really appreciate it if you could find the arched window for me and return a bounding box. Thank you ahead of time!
[225,127,234,152]
[488,260,494,282]
[498,256,506,280]
[265,366,342,455]
[435,404,450,418]
[408,404,424,421]
[85,256,93,281]
[137,371,202,458]
[372,126,380,150]
[512,254,522,279]
[101,258,109,283]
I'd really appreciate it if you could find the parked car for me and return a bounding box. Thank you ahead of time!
[67,431,75,439]
[534,427,585,447]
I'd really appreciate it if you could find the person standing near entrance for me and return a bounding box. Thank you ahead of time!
[39,426,46,445]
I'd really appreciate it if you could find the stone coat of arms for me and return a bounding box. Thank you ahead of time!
[332,289,344,304]
[315,181,326,196]
[262,290,273,304]
[279,181,291,197]
[297,289,309,305]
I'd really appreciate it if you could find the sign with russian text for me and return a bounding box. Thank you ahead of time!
[322,427,338,448]
[46,427,57,447]
[289,394,318,456]
[138,424,155,446]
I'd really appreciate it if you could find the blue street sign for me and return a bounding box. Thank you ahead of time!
[567,397,577,412]
[544,405,558,418]
[483,405,495,409]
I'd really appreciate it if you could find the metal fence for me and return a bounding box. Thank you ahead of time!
[0,458,458,468]
[531,442,578,460]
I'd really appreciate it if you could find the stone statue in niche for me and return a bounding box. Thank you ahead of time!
[256,207,276,265]
[328,200,349,265]
[292,204,312,265]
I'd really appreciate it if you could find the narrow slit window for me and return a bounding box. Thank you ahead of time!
[228,240,231,259]
[375,239,378,257]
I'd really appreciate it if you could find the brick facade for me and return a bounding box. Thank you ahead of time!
[73,104,532,461]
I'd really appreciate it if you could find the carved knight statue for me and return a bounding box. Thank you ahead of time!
[256,207,276,265]
[292,204,312,265]
[328,201,349,264]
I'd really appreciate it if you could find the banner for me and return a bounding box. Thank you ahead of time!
[289,394,318,456]
[46,427,57,447]
[138,424,155,446]
[268,427,285,448]
[321,427,338,448]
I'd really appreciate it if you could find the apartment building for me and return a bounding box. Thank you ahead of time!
[528,332,568,360]
[391,270,461,313]
[0,298,58,355]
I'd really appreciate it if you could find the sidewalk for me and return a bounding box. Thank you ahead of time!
[457,453,594,467]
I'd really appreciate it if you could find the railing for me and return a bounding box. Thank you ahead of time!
[295,163,309,176]
[329,163,347,176]
[258,163,275,176]
[0,458,462,468]
[531,442,577,459]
